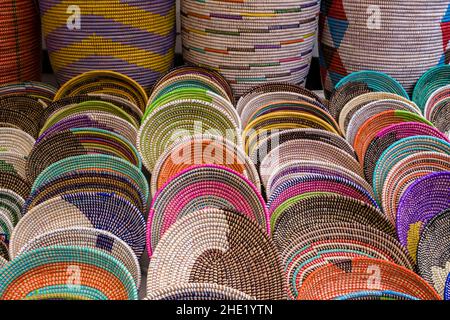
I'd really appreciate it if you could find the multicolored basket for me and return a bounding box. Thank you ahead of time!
[146,283,254,300]
[147,208,286,300]
[10,192,146,258]
[417,209,450,297]
[297,258,441,300]
[319,1,450,97]
[40,1,176,90]
[181,0,321,97]
[0,188,24,227]
[413,65,450,112]
[0,0,41,84]
[148,164,268,255]
[0,81,56,103]
[397,171,450,260]
[281,222,414,299]
[0,246,138,300]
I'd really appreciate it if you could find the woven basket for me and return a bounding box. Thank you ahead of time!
[17,227,141,288]
[0,209,14,244]
[31,154,148,201]
[0,172,30,200]
[271,193,395,253]
[397,171,450,261]
[148,164,268,255]
[40,1,176,90]
[182,0,321,97]
[281,222,414,299]
[0,0,41,84]
[0,188,24,226]
[10,192,146,258]
[373,136,450,208]
[429,99,450,137]
[0,81,56,103]
[319,0,450,98]
[0,246,137,300]
[260,139,364,187]
[146,283,254,300]
[335,291,419,300]
[266,159,373,199]
[147,208,286,300]
[413,65,450,112]
[417,209,450,297]
[151,134,260,195]
[0,128,35,157]
[297,258,441,300]
[381,152,450,224]
[27,128,142,183]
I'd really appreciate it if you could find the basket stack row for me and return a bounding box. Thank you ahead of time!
[327,68,450,299]
[0,71,150,300]
[236,81,444,300]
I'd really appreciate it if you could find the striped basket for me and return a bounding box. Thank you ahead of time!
[39,0,176,90]
[0,0,41,84]
[319,0,450,98]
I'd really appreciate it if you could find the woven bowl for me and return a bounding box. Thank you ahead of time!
[0,128,35,157]
[147,208,286,300]
[10,192,146,258]
[281,222,414,299]
[0,188,24,226]
[146,283,254,300]
[413,65,450,112]
[0,246,137,300]
[397,171,450,261]
[0,81,56,103]
[297,258,440,300]
[17,227,141,288]
[148,164,268,255]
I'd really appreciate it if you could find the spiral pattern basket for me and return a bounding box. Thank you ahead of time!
[0,0,41,84]
[40,1,176,90]
[0,188,24,227]
[413,65,450,112]
[147,208,286,300]
[397,171,450,261]
[417,209,450,297]
[381,152,450,224]
[297,258,441,300]
[319,0,450,98]
[281,222,414,299]
[151,134,260,195]
[10,192,146,258]
[0,246,137,300]
[0,81,56,103]
[0,128,36,157]
[148,164,268,255]
[146,283,254,300]
[181,0,321,97]
[16,227,141,288]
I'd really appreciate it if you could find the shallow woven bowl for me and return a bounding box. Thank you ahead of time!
[0,246,137,300]
[17,227,141,288]
[10,192,146,258]
[146,283,254,300]
[297,258,440,300]
[147,208,286,300]
[148,164,268,255]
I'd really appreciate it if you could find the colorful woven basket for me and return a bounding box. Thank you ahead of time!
[397,171,450,260]
[16,227,141,288]
[413,65,450,112]
[381,152,450,224]
[297,258,441,300]
[0,188,24,226]
[0,128,35,157]
[417,209,450,297]
[40,1,176,90]
[10,192,146,258]
[147,208,286,300]
[0,246,137,300]
[146,283,254,300]
[0,0,41,84]
[151,134,260,195]
[148,164,268,255]
[319,1,450,98]
[0,81,56,103]
[181,0,321,97]
[281,222,414,299]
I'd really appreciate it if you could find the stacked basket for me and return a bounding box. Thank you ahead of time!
[181,0,321,97]
[0,0,41,84]
[140,67,286,299]
[0,82,57,266]
[319,0,450,98]
[0,71,149,300]
[39,0,176,90]
[319,70,450,299]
